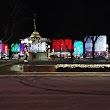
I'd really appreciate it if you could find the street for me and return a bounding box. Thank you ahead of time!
[0,59,110,110]
[0,76,110,110]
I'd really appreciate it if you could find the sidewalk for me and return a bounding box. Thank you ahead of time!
[0,59,23,67]
[1,58,110,76]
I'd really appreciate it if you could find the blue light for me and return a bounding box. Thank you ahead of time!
[74,41,83,56]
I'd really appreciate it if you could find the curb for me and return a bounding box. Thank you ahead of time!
[0,73,110,77]
[14,72,110,77]
[0,61,24,67]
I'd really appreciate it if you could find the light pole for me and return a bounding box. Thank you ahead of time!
[60,44,63,60]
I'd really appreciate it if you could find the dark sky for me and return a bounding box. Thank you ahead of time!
[0,0,110,44]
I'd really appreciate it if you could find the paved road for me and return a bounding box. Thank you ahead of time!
[0,59,110,109]
[0,76,110,110]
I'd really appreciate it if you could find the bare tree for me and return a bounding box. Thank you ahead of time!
[1,0,32,43]
[63,39,74,60]
[90,36,99,59]
[84,36,99,59]
[83,36,89,58]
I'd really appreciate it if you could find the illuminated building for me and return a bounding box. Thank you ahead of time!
[20,14,51,60]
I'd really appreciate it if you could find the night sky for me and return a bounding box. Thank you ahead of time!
[0,0,110,44]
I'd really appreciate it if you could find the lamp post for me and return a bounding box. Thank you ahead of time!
[60,44,63,60]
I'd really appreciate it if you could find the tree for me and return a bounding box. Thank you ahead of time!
[1,0,32,44]
[63,39,74,60]
[90,36,99,59]
[83,36,89,58]
[84,36,99,59]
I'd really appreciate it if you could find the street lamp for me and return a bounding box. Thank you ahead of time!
[60,44,63,60]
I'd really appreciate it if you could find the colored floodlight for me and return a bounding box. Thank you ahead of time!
[11,43,20,52]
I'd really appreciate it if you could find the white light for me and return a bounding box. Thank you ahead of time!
[56,64,110,69]
[21,40,24,44]
[29,40,32,43]
[24,39,28,43]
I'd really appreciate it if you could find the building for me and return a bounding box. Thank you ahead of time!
[20,14,51,60]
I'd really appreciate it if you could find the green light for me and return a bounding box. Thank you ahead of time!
[11,43,20,52]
